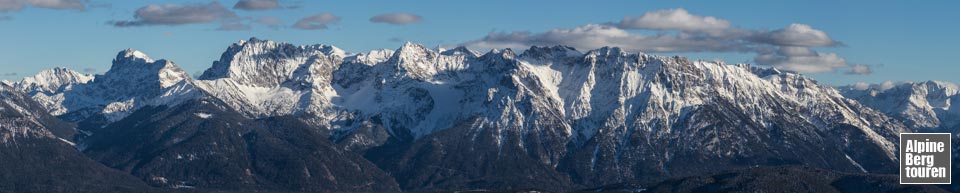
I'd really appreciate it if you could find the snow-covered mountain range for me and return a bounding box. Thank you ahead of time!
[841,81,960,131]
[10,50,200,123]
[1,38,948,192]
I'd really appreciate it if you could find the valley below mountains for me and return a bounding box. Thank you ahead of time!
[1,38,956,192]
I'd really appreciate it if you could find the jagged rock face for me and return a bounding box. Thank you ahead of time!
[199,38,347,87]
[517,48,904,186]
[194,39,355,134]
[10,67,93,116]
[13,49,199,123]
[0,84,154,193]
[13,67,93,96]
[0,84,63,143]
[841,81,960,131]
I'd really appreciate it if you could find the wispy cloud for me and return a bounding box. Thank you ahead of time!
[370,13,422,25]
[293,13,339,30]
[750,24,841,47]
[0,0,84,12]
[110,2,236,27]
[0,0,25,12]
[1,72,17,76]
[463,8,865,74]
[233,0,279,11]
[754,46,847,73]
[26,0,83,10]
[217,23,250,31]
[614,8,729,31]
[845,64,872,75]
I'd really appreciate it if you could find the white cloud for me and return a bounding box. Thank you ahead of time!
[26,0,83,10]
[293,13,339,30]
[464,24,753,53]
[111,2,236,27]
[370,13,422,25]
[850,82,871,90]
[751,24,839,47]
[753,47,847,73]
[464,9,860,74]
[0,0,24,12]
[845,64,872,75]
[1,0,85,12]
[234,0,279,11]
[879,80,897,91]
[616,8,730,31]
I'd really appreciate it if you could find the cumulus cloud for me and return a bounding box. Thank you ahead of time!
[615,8,729,31]
[26,0,83,10]
[845,64,872,75]
[463,8,861,74]
[293,13,339,30]
[878,81,897,91]
[751,24,840,47]
[233,0,279,11]
[465,24,758,53]
[753,46,847,73]
[0,0,24,12]
[217,23,250,31]
[1,0,84,12]
[111,2,237,27]
[370,13,422,25]
[850,82,871,90]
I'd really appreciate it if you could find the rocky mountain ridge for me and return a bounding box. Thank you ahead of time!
[0,38,939,192]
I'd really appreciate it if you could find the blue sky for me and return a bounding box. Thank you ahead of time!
[0,0,957,86]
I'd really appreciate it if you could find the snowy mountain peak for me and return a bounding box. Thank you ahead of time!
[841,80,960,130]
[440,46,479,57]
[485,48,517,59]
[13,49,200,122]
[400,41,423,50]
[238,37,264,45]
[347,49,395,65]
[106,49,189,89]
[394,41,435,59]
[13,67,93,95]
[920,81,959,94]
[116,49,154,63]
[520,45,581,60]
[198,38,346,87]
[585,46,628,58]
[385,41,451,79]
